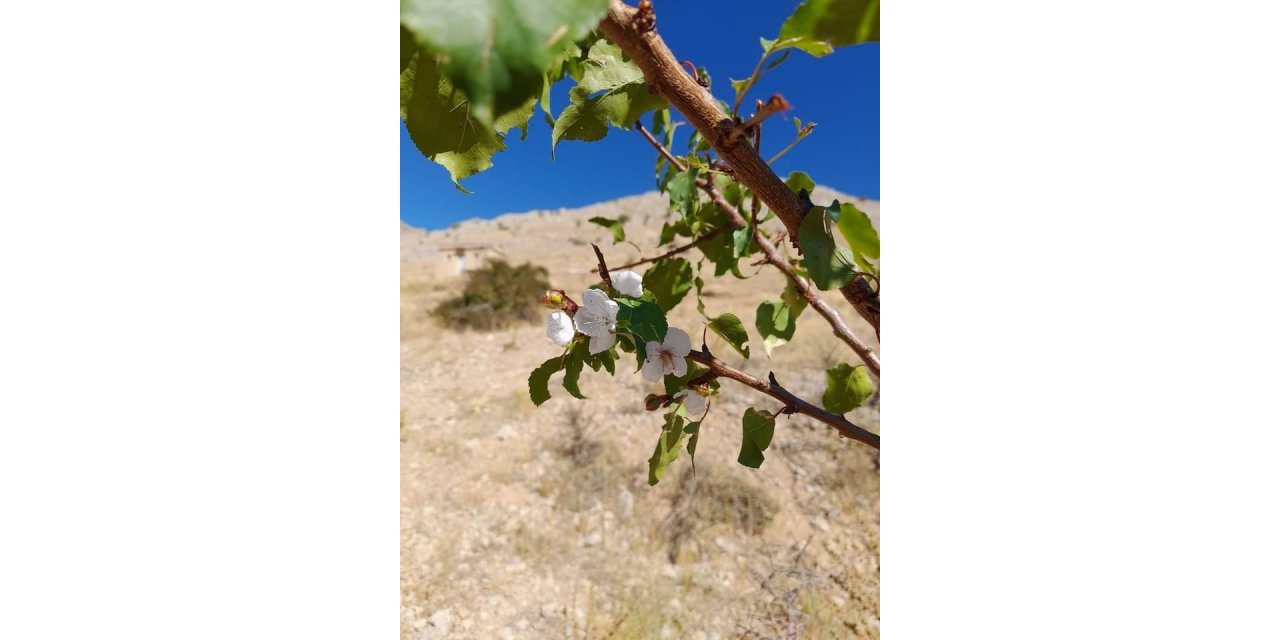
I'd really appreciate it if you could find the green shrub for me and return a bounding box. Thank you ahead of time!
[432,259,550,331]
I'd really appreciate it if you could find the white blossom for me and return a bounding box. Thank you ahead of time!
[673,389,707,416]
[611,270,644,297]
[545,310,575,347]
[574,289,619,354]
[641,327,692,382]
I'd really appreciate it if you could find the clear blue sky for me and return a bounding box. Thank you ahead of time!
[400,0,879,230]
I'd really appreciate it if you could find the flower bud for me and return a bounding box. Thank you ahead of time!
[644,394,666,412]
[541,289,567,309]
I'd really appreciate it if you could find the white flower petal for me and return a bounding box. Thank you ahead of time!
[681,391,707,416]
[546,311,575,346]
[646,341,663,360]
[601,298,619,323]
[581,288,609,307]
[612,271,644,297]
[664,328,692,358]
[641,358,665,382]
[588,331,616,355]
[671,357,688,378]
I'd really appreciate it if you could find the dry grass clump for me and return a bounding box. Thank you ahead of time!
[431,259,550,331]
[663,465,778,562]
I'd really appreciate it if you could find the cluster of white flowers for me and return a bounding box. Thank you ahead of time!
[543,272,707,415]
[544,271,642,354]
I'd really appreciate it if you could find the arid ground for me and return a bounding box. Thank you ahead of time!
[401,189,880,639]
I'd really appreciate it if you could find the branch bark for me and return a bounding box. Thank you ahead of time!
[686,349,880,449]
[599,0,880,335]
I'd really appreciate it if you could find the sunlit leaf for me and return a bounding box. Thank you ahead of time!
[400,0,610,126]
[707,313,750,359]
[737,408,776,469]
[823,363,874,414]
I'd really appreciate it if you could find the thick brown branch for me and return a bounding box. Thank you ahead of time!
[600,1,880,335]
[686,349,879,449]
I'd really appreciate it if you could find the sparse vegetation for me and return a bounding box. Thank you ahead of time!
[431,259,550,331]
[663,465,778,563]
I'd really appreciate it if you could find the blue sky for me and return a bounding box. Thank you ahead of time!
[400,1,879,230]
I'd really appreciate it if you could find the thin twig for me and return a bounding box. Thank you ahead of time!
[609,226,729,271]
[591,243,613,289]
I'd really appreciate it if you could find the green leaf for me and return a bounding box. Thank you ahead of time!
[400,0,610,126]
[642,258,694,312]
[666,169,700,221]
[798,210,858,290]
[776,0,879,58]
[823,363,875,414]
[697,230,745,278]
[400,26,418,73]
[663,362,708,397]
[648,412,687,485]
[401,55,534,190]
[707,313,750,359]
[563,339,589,399]
[528,355,563,406]
[737,408,776,469]
[784,171,816,195]
[684,421,701,469]
[693,269,707,318]
[551,83,666,152]
[832,201,880,271]
[616,298,668,348]
[588,216,626,243]
[755,299,797,358]
[579,39,646,93]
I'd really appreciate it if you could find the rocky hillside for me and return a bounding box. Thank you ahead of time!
[401,189,881,639]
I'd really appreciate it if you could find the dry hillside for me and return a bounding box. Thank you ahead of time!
[401,188,881,639]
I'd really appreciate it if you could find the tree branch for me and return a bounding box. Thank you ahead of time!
[610,226,730,271]
[634,123,880,376]
[699,183,881,377]
[686,349,879,449]
[599,0,880,336]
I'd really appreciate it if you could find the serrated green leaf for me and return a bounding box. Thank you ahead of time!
[666,169,700,221]
[823,363,874,414]
[400,26,418,73]
[798,210,858,290]
[697,230,745,279]
[552,82,666,152]
[693,261,708,318]
[528,355,564,406]
[648,412,686,485]
[563,340,589,399]
[401,55,533,189]
[588,216,626,243]
[707,313,750,359]
[684,421,701,468]
[833,201,880,270]
[616,297,668,348]
[785,171,816,195]
[579,39,646,93]
[400,0,610,126]
[778,0,880,55]
[642,258,694,312]
[737,408,776,469]
[755,299,797,358]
